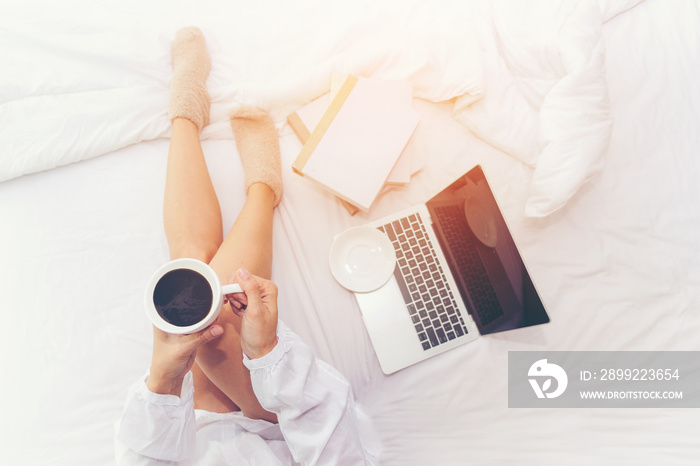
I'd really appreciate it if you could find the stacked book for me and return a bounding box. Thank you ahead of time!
[288,75,422,214]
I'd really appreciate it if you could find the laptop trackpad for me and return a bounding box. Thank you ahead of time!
[354,276,411,331]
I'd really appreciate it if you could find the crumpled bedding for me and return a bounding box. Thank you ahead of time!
[0,0,638,216]
[454,0,619,217]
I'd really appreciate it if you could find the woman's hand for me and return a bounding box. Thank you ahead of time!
[147,325,224,396]
[226,268,279,360]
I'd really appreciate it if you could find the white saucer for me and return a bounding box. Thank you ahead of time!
[329,226,397,293]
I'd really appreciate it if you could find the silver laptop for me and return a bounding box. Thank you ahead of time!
[355,165,550,374]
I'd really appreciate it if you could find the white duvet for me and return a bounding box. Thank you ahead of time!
[1,0,640,216]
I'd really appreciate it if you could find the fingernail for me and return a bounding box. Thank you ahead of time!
[211,327,223,336]
[238,267,251,280]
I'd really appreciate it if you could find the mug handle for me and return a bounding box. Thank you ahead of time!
[222,283,243,295]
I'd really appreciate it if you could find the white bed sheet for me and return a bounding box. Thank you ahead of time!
[2,0,700,465]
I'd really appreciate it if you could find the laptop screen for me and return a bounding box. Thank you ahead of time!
[426,165,550,335]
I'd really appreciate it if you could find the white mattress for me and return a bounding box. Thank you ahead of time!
[2,0,700,464]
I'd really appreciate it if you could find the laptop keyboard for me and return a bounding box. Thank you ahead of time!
[377,213,469,351]
[432,204,504,327]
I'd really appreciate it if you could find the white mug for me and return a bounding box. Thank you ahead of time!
[144,258,243,334]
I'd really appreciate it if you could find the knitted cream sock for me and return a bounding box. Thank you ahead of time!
[230,107,283,206]
[168,27,211,132]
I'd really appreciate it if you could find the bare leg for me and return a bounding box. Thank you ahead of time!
[164,118,223,261]
[209,183,275,279]
[162,28,278,418]
[197,183,278,422]
[164,118,243,414]
[163,117,278,420]
[193,107,282,422]
[197,107,282,422]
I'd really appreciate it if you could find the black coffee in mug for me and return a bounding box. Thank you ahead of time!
[153,268,213,327]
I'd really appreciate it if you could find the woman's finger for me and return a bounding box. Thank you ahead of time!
[231,304,245,318]
[236,268,263,317]
[185,325,224,352]
[226,291,247,306]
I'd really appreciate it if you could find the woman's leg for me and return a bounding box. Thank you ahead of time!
[193,108,283,423]
[163,26,282,420]
[164,28,237,414]
[164,26,220,261]
[164,113,282,421]
[195,183,278,422]
[164,118,223,261]
[163,117,243,414]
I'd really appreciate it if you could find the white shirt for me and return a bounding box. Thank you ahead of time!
[115,322,380,465]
